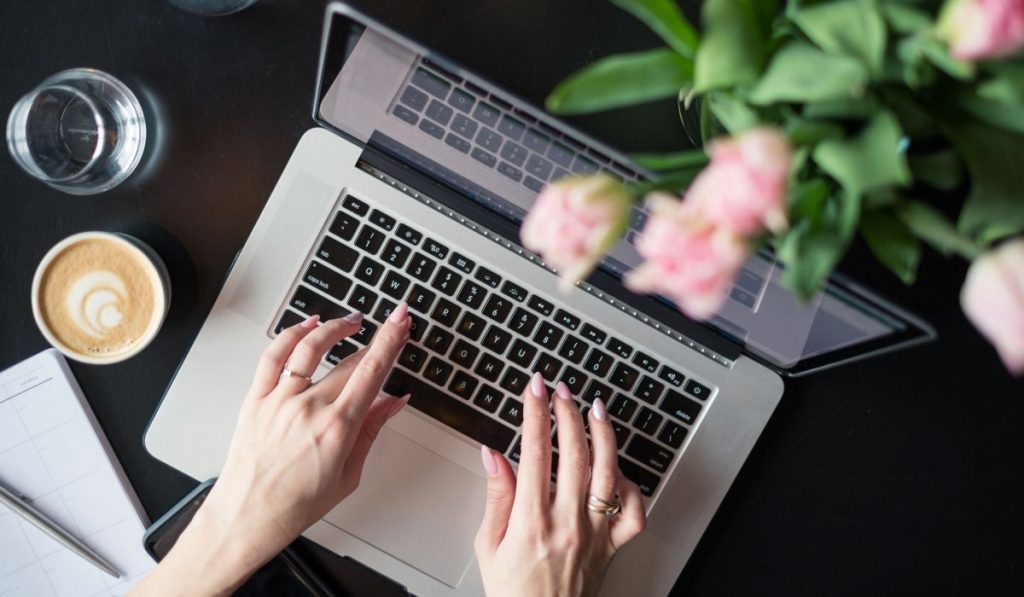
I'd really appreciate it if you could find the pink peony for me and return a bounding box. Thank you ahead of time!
[961,238,1024,375]
[686,127,791,236]
[625,193,749,320]
[939,0,1024,61]
[520,174,631,292]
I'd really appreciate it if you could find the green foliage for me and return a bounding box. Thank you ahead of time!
[812,111,911,199]
[791,0,887,76]
[749,42,868,104]
[908,149,964,192]
[897,201,982,259]
[706,91,761,133]
[611,0,700,59]
[948,124,1024,245]
[694,0,770,91]
[860,207,922,284]
[631,150,709,171]
[546,49,693,115]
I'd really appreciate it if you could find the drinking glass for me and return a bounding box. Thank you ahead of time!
[6,68,146,195]
[167,0,259,15]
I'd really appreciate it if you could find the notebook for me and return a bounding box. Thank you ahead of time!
[0,349,154,596]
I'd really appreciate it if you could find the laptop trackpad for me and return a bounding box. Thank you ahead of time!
[323,427,484,587]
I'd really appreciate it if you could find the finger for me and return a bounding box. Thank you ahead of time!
[277,313,364,395]
[587,397,620,523]
[552,382,589,513]
[311,345,368,402]
[609,477,646,550]
[339,392,410,495]
[332,302,410,425]
[509,373,552,522]
[474,446,517,556]
[249,314,319,397]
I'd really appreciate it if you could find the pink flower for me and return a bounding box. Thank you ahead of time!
[625,193,749,320]
[961,238,1024,376]
[520,174,631,292]
[686,127,791,236]
[939,0,1024,61]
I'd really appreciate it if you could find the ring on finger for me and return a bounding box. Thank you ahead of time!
[280,365,315,384]
[587,494,621,516]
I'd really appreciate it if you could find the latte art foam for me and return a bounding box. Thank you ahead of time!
[38,238,158,357]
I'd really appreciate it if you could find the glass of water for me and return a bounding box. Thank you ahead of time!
[6,68,146,195]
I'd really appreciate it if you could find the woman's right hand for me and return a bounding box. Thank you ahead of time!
[474,373,647,597]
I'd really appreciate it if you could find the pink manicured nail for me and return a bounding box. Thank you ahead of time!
[592,397,608,421]
[300,314,320,329]
[530,372,546,398]
[342,311,363,324]
[388,301,409,324]
[480,445,498,477]
[555,381,572,401]
[387,394,411,418]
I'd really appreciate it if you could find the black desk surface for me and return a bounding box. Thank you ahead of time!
[2,1,1023,594]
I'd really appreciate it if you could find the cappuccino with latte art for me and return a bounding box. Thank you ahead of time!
[32,233,169,363]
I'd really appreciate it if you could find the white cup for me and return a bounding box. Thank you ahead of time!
[31,231,171,364]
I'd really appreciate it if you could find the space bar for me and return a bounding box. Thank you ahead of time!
[384,368,516,452]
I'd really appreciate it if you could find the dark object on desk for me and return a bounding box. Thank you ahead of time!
[166,0,258,16]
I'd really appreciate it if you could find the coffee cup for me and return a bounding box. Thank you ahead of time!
[31,231,171,364]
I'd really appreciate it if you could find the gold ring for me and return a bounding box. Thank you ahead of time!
[587,494,621,516]
[280,366,314,383]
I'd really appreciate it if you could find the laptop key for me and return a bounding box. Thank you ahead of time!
[558,336,587,364]
[609,395,639,422]
[407,284,436,314]
[409,313,427,342]
[406,253,437,282]
[658,365,685,387]
[572,155,600,174]
[473,102,500,127]
[658,421,687,449]
[303,261,352,302]
[524,176,545,193]
[660,390,701,425]
[534,353,562,382]
[398,344,428,373]
[450,340,479,369]
[369,210,396,231]
[471,147,497,168]
[399,86,428,111]
[611,421,631,448]
[456,280,486,309]
[582,380,613,404]
[499,398,524,427]
[380,270,411,300]
[393,104,419,125]
[418,119,444,139]
[527,296,554,316]
[474,352,504,382]
[423,238,449,260]
[508,339,538,368]
[431,298,461,327]
[626,435,673,473]
[474,267,501,288]
[423,357,454,386]
[381,240,411,269]
[580,324,607,345]
[327,340,359,365]
[448,88,475,113]
[426,100,453,126]
[474,384,504,413]
[456,312,486,341]
[533,323,564,350]
[482,326,512,353]
[500,141,528,166]
[632,351,659,373]
[500,368,530,395]
[559,366,587,395]
[619,457,660,497]
[451,114,478,139]
[482,295,514,323]
[522,128,551,153]
[449,371,478,400]
[347,285,378,315]
[342,195,369,216]
[497,161,523,182]
[501,280,528,302]
[525,155,553,179]
[498,115,525,141]
[316,237,358,272]
[431,266,462,296]
[373,299,397,322]
[584,348,613,377]
[354,226,385,255]
[424,327,454,355]
[445,133,471,154]
[635,376,665,404]
[384,369,515,452]
[684,379,711,401]
[396,224,423,246]
[607,337,633,359]
[509,308,538,337]
[449,252,475,274]
[352,320,378,345]
[610,363,639,391]
[475,128,503,152]
[355,257,385,286]
[330,211,359,241]
[634,406,663,435]
[411,67,451,99]
[274,310,304,334]
[554,309,581,330]
[547,142,575,168]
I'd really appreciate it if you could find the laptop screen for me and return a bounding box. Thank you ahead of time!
[312,2,934,375]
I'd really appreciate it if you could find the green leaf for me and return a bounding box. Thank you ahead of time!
[611,0,700,59]
[947,123,1024,245]
[920,37,974,80]
[546,49,693,114]
[978,63,1024,103]
[896,201,982,259]
[880,3,933,34]
[628,169,702,198]
[908,149,964,191]
[706,91,761,133]
[953,91,1024,134]
[784,116,844,145]
[778,187,861,299]
[860,207,922,284]
[791,0,887,76]
[748,42,868,105]
[631,150,709,171]
[812,110,910,199]
[694,0,769,91]
[803,96,879,120]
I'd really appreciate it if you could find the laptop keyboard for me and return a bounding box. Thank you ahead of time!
[274,194,715,498]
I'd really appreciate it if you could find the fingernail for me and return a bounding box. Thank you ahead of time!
[342,311,363,324]
[300,314,319,329]
[555,381,572,401]
[387,394,410,418]
[480,445,498,477]
[530,372,546,398]
[388,301,409,324]
[592,397,608,421]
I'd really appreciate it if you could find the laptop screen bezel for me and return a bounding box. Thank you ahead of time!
[310,1,936,377]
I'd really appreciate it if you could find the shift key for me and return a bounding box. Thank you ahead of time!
[290,285,350,321]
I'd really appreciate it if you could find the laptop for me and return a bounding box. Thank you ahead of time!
[145,3,936,595]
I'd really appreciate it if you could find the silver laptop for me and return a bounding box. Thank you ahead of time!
[145,3,935,595]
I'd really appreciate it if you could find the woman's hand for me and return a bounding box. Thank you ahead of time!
[133,304,411,596]
[475,374,647,597]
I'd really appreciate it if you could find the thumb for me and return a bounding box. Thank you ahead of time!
[473,446,517,557]
[339,393,409,495]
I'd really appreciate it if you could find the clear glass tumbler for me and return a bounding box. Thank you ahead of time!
[6,68,147,195]
[167,0,259,15]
